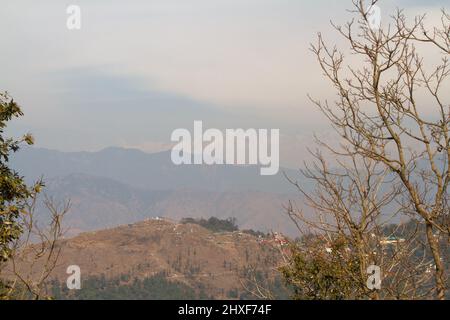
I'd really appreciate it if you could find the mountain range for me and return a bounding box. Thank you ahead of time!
[10,147,306,236]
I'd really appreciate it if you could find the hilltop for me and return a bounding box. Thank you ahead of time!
[17,218,290,299]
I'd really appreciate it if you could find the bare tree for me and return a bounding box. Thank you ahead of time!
[284,151,433,299]
[0,191,69,300]
[240,265,276,300]
[287,0,450,299]
[296,0,449,299]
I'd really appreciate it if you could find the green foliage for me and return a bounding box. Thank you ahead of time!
[181,217,239,233]
[50,272,201,300]
[280,236,362,300]
[181,217,268,237]
[0,92,41,263]
[281,220,450,299]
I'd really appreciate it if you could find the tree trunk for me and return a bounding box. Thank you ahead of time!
[425,223,446,300]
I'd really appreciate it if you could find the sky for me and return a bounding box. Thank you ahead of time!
[0,0,448,168]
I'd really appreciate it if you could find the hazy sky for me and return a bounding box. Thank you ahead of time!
[0,0,447,167]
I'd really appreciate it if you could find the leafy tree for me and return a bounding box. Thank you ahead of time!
[0,92,41,262]
[0,92,43,298]
[181,217,238,232]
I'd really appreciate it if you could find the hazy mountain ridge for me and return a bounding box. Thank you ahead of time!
[40,173,299,236]
[11,147,303,236]
[11,146,300,193]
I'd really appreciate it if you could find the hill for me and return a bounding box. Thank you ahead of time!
[14,219,290,299]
